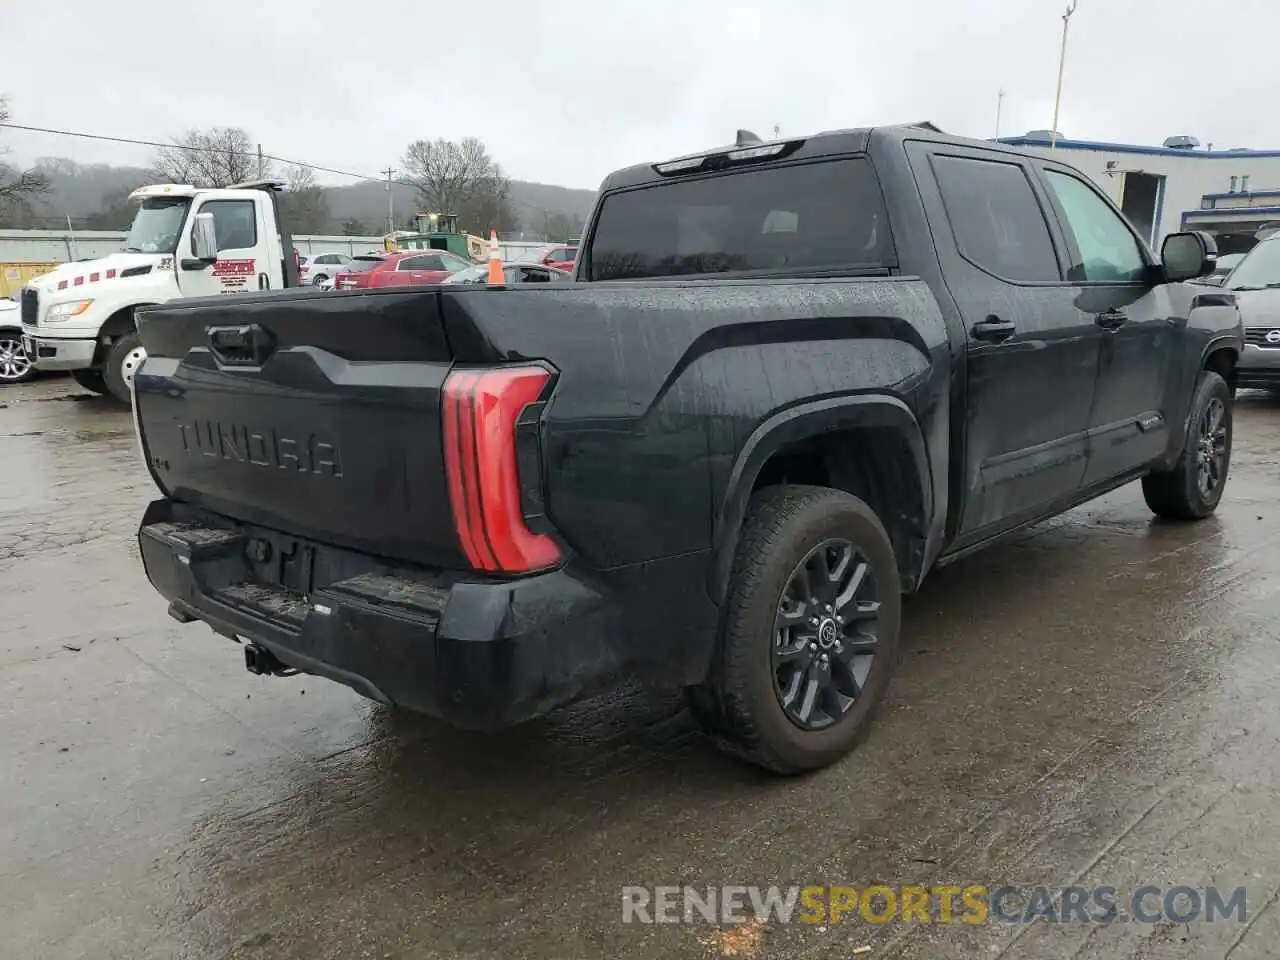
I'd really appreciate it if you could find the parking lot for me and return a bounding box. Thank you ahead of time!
[3,376,1280,959]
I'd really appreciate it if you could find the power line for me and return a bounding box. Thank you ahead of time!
[0,119,577,217]
[0,119,385,183]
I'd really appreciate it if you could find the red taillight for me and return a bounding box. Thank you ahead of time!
[442,365,562,574]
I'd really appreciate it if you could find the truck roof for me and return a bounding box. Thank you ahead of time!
[597,122,1031,193]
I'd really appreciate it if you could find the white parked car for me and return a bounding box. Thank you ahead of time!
[0,298,34,384]
[298,252,354,289]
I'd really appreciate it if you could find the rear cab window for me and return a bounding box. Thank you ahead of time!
[584,157,894,281]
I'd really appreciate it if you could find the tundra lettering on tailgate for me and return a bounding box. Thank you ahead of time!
[178,419,343,477]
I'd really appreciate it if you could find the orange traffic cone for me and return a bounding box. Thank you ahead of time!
[487,230,503,285]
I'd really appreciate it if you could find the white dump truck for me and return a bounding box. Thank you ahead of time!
[19,180,299,403]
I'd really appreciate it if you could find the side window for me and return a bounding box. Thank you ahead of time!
[197,200,257,252]
[932,155,1061,282]
[520,267,551,283]
[419,255,445,271]
[398,256,428,270]
[1043,170,1147,282]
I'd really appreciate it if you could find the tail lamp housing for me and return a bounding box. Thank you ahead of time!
[442,364,562,574]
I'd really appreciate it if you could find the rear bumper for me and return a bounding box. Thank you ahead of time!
[21,328,96,371]
[137,499,626,729]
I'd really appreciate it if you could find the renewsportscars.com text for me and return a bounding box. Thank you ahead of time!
[621,884,1249,926]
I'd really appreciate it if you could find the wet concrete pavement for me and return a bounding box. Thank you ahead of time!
[3,375,1280,960]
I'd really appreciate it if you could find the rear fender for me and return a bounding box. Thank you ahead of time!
[709,394,933,603]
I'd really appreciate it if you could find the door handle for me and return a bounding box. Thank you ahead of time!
[971,316,1017,342]
[1096,308,1128,330]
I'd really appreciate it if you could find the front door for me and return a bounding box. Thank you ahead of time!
[177,196,272,299]
[910,145,1101,541]
[1036,164,1175,484]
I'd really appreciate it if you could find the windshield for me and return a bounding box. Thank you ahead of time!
[123,197,190,254]
[1225,240,1280,289]
[586,158,893,281]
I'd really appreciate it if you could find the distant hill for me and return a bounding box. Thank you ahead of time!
[10,158,596,238]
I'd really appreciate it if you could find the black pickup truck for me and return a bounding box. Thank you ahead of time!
[134,124,1242,774]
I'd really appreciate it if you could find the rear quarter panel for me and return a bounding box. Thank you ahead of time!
[440,277,950,573]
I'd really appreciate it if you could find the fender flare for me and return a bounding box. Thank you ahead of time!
[708,393,933,604]
[1199,334,1240,373]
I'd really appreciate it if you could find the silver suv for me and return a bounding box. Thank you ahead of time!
[1225,237,1280,392]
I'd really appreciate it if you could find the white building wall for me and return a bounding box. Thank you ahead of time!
[1005,142,1280,246]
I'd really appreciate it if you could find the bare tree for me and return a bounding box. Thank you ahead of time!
[539,210,584,242]
[277,164,331,235]
[150,126,263,187]
[0,95,50,222]
[401,137,513,234]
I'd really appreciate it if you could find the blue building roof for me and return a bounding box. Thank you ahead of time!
[995,135,1280,159]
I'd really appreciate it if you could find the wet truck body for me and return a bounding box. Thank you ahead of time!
[134,124,1242,772]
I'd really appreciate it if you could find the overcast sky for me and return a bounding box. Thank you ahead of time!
[4,0,1277,190]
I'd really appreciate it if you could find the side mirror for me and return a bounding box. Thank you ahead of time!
[1161,231,1218,283]
[191,213,218,262]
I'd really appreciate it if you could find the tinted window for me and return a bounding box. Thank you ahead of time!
[198,199,257,252]
[1226,240,1280,289]
[586,158,893,281]
[399,255,445,271]
[348,257,382,272]
[1043,170,1146,282]
[932,155,1061,282]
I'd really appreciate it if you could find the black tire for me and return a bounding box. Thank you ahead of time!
[687,485,902,774]
[0,328,35,384]
[102,332,145,405]
[71,368,109,395]
[1142,370,1232,520]
[313,274,329,286]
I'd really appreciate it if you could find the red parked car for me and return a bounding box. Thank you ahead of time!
[334,250,473,290]
[539,245,578,272]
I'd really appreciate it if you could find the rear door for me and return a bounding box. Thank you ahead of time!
[178,196,274,298]
[387,254,445,286]
[1034,162,1176,484]
[908,144,1100,540]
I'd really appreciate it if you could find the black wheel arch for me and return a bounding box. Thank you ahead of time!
[709,394,936,604]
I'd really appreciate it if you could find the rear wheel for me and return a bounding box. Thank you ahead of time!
[0,329,34,384]
[687,485,902,774]
[1143,370,1232,520]
[103,332,146,405]
[71,369,109,395]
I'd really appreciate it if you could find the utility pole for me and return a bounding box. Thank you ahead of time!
[381,166,397,234]
[257,143,265,179]
[1050,0,1079,150]
[773,123,780,139]
[995,89,1005,139]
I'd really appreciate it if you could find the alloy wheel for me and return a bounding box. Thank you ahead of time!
[1196,396,1228,497]
[0,335,32,383]
[771,538,882,731]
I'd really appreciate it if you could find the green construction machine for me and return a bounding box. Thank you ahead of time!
[383,213,486,261]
